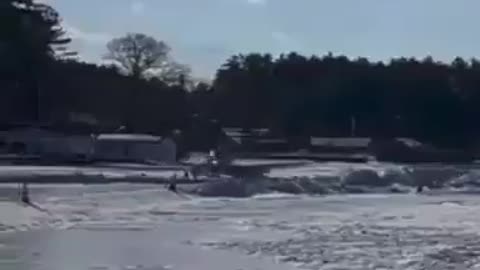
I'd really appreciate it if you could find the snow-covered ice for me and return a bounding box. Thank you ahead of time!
[1,162,480,269]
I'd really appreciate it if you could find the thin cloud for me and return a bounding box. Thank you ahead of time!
[271,31,303,52]
[131,1,146,16]
[271,31,290,43]
[246,0,267,5]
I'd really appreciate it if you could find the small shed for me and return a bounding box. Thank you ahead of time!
[309,137,372,153]
[93,133,177,163]
[219,128,290,153]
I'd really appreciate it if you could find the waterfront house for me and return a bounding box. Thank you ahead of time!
[93,133,177,163]
[0,124,95,162]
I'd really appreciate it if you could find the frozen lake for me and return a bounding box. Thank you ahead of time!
[1,183,480,269]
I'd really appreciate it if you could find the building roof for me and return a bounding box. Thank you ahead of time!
[0,122,53,132]
[0,121,104,135]
[222,128,249,138]
[310,137,371,148]
[396,138,423,147]
[222,128,271,137]
[256,139,289,144]
[310,137,423,148]
[96,133,163,143]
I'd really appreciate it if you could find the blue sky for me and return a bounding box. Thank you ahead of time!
[46,0,480,79]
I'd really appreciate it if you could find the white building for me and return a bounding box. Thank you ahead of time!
[0,127,95,161]
[93,134,177,163]
[0,126,178,164]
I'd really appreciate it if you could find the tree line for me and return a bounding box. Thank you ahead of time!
[1,0,480,150]
[212,53,480,148]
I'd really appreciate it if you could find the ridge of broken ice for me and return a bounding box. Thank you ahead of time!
[186,163,467,197]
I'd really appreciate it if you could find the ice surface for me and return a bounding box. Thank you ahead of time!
[1,183,480,269]
[1,164,480,269]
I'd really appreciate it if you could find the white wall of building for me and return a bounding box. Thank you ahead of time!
[1,129,177,164]
[38,135,95,159]
[1,128,94,160]
[93,135,177,163]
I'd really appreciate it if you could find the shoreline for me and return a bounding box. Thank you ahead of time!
[0,174,203,184]
[0,159,475,186]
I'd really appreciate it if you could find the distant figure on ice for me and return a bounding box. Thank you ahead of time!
[21,183,30,204]
[416,177,431,194]
[18,183,49,213]
[167,175,177,193]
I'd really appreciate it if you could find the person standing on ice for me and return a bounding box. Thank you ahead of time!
[167,174,177,193]
[416,184,424,193]
[21,182,30,204]
[18,183,50,213]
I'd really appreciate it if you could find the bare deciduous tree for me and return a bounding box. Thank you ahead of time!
[104,33,170,79]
